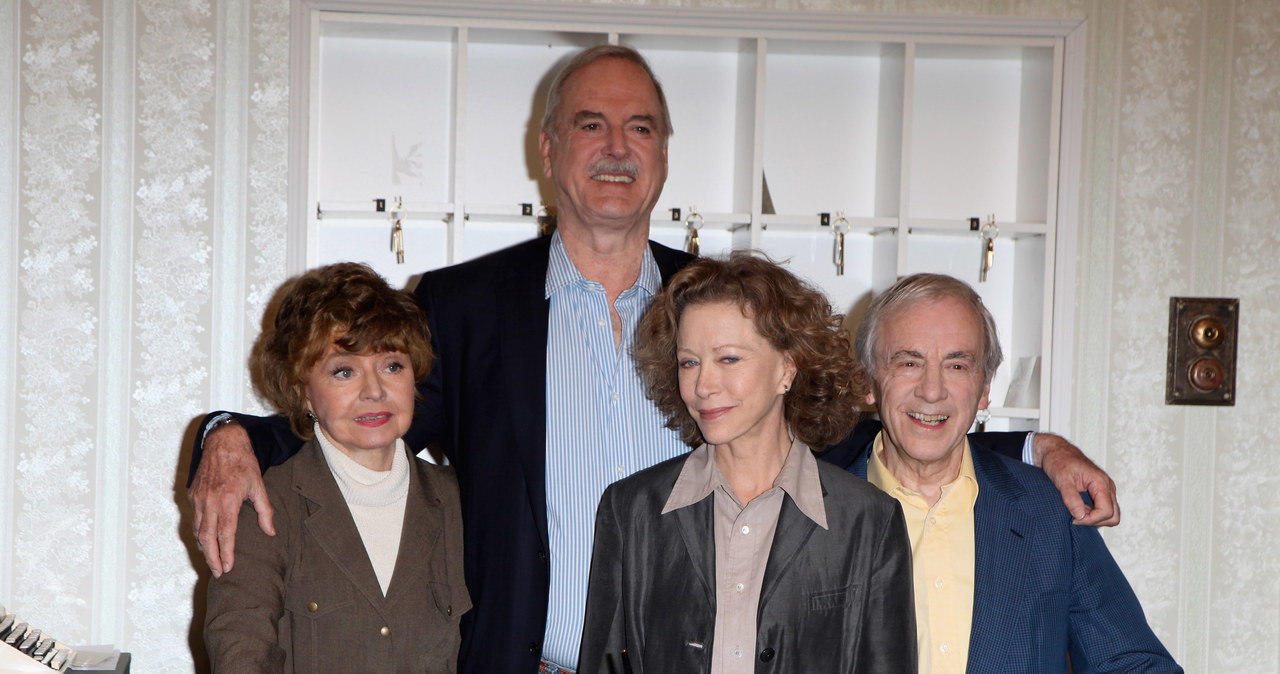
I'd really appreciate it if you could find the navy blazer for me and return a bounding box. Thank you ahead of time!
[849,437,1181,673]
[579,451,916,674]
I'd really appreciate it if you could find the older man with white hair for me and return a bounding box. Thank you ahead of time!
[847,272,1180,674]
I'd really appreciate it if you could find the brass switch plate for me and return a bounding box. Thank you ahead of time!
[1166,297,1238,405]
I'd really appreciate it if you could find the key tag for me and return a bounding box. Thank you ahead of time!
[832,213,851,276]
[390,196,406,264]
[685,208,704,256]
[979,215,997,282]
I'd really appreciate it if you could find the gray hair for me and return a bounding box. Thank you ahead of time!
[854,273,1003,385]
[539,44,673,144]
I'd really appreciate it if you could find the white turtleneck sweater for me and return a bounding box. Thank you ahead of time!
[314,423,410,596]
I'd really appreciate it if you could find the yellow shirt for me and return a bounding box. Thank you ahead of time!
[867,433,979,674]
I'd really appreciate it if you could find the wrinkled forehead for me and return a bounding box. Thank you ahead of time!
[877,295,985,355]
[559,59,664,124]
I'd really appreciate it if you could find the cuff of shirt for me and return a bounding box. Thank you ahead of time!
[201,412,235,443]
[1022,431,1036,466]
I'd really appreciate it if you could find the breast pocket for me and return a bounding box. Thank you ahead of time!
[810,585,857,612]
[284,580,356,670]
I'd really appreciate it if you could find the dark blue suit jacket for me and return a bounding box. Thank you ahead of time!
[848,437,1181,673]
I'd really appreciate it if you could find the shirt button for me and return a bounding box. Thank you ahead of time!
[597,319,606,327]
[940,644,949,655]
[740,525,750,535]
[307,602,318,613]
[732,648,742,658]
[928,516,937,526]
[380,626,391,637]
[611,392,619,401]
[935,578,944,589]
[616,465,626,475]
[735,583,745,592]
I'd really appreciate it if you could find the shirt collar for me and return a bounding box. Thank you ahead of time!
[661,438,829,530]
[866,432,979,511]
[544,229,661,299]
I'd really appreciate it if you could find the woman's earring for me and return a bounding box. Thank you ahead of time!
[306,409,316,421]
[975,408,991,424]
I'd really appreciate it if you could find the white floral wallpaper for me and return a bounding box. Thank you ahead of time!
[0,0,1275,671]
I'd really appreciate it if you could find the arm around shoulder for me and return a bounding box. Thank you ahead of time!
[189,418,278,577]
[1034,433,1120,527]
[188,411,304,486]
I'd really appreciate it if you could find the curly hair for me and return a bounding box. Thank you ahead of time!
[634,253,863,450]
[250,263,434,440]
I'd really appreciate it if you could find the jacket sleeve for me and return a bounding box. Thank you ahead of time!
[968,431,1030,462]
[578,484,629,674]
[861,500,918,673]
[1065,525,1183,673]
[204,485,289,672]
[404,272,447,459]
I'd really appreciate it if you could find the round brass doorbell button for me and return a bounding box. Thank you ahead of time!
[1189,316,1226,349]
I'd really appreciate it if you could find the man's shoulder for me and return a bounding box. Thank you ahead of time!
[423,236,551,285]
[971,447,1068,518]
[815,457,902,515]
[648,239,695,276]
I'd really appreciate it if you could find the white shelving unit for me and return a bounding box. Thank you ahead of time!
[288,0,1087,434]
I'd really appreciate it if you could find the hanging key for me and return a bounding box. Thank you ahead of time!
[979,214,997,282]
[391,196,406,264]
[685,208,704,256]
[832,213,850,276]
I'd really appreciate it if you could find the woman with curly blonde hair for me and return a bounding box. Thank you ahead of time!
[579,253,915,674]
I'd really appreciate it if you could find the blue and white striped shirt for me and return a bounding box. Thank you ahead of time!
[542,232,689,668]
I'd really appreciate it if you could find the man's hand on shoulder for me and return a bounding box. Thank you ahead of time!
[189,422,274,577]
[1033,433,1120,527]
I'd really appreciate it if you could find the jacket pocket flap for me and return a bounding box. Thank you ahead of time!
[284,581,354,618]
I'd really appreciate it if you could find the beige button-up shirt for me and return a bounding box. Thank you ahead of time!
[661,440,828,674]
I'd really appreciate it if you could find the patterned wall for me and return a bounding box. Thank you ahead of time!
[0,0,1275,671]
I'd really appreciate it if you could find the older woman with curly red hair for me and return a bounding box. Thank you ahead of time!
[204,263,469,673]
[578,253,915,674]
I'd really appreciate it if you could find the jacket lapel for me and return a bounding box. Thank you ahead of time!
[760,495,819,607]
[498,236,554,551]
[649,240,694,282]
[385,454,444,602]
[672,497,717,601]
[966,446,1033,670]
[294,441,390,614]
